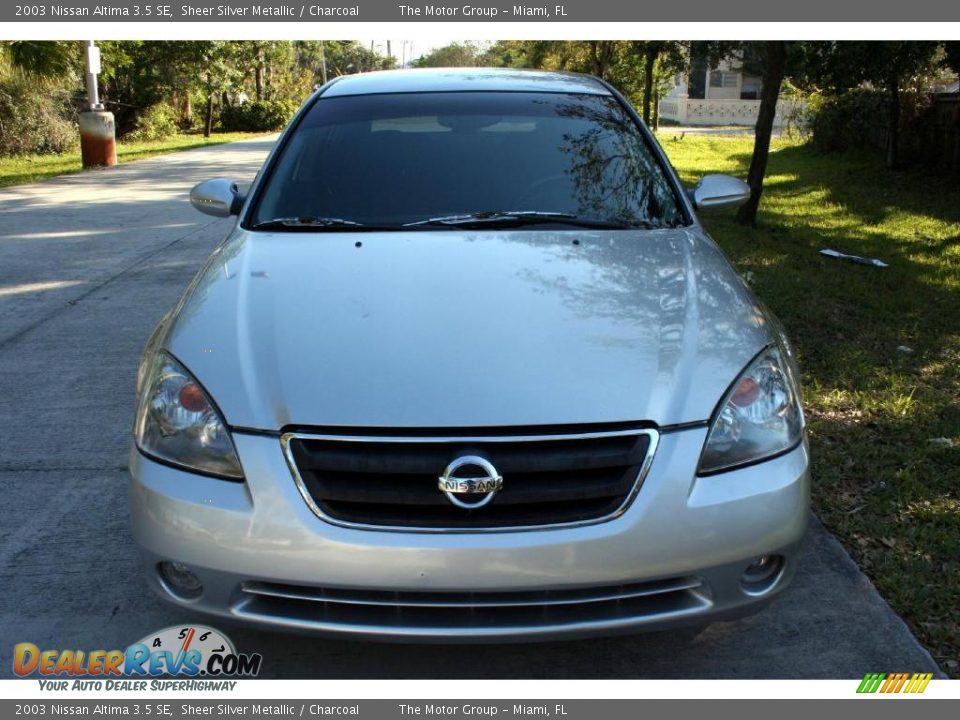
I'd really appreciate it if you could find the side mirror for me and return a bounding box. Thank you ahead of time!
[189,178,245,217]
[690,174,751,210]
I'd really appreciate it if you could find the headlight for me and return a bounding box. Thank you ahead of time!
[134,351,243,480]
[698,345,804,475]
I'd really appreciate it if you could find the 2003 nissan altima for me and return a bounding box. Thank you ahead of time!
[129,68,809,640]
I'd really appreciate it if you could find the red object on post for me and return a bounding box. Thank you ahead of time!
[79,111,117,168]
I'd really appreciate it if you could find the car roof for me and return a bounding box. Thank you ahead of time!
[320,68,612,98]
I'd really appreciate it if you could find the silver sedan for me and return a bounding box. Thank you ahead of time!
[129,68,809,641]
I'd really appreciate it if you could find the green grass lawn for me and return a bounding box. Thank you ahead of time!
[0,132,268,188]
[658,132,960,676]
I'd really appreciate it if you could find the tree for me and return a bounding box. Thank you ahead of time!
[665,40,791,227]
[0,40,399,154]
[313,41,395,77]
[481,40,556,70]
[640,43,659,126]
[632,42,687,127]
[945,42,960,75]
[736,41,788,227]
[0,41,80,156]
[481,41,684,129]
[1,41,80,80]
[482,41,647,104]
[800,41,946,169]
[584,41,618,79]
[412,42,486,68]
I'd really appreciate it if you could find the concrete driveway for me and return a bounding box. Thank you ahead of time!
[0,138,942,679]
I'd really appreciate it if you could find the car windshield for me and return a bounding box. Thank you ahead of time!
[249,91,686,230]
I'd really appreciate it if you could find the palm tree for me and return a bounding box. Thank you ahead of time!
[0,41,80,82]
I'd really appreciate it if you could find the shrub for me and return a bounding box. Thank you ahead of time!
[219,100,297,132]
[808,88,891,152]
[0,76,77,156]
[126,103,180,142]
[808,87,935,154]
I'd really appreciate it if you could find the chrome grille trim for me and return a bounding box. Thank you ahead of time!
[280,428,659,534]
[232,576,710,638]
[240,576,701,609]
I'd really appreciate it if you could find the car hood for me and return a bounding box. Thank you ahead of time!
[165,227,773,430]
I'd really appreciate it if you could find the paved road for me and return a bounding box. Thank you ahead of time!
[0,138,942,679]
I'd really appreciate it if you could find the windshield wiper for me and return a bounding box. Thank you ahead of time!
[402,211,652,230]
[253,212,667,232]
[251,216,368,231]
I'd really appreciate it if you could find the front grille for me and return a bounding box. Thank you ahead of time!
[283,429,657,531]
[234,577,709,637]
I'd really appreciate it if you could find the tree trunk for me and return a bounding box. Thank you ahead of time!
[642,46,659,126]
[589,41,615,79]
[736,41,787,227]
[591,42,603,77]
[955,94,960,177]
[255,43,265,101]
[886,78,901,169]
[204,78,214,138]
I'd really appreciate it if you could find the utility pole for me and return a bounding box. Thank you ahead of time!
[79,41,116,168]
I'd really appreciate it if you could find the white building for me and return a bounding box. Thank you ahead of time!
[659,59,805,128]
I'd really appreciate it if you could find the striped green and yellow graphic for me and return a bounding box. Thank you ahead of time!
[857,672,933,694]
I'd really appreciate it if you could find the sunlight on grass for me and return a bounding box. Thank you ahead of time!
[907,497,960,518]
[758,172,800,187]
[661,135,960,676]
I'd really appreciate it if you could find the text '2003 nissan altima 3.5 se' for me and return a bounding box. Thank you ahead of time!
[129,68,810,641]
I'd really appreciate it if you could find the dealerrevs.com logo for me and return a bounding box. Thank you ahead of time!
[13,625,262,685]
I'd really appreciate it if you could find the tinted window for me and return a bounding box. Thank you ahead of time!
[251,92,684,228]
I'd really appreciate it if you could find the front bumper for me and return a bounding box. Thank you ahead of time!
[129,427,810,641]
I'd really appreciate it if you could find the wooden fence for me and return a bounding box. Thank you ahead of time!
[910,94,960,176]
